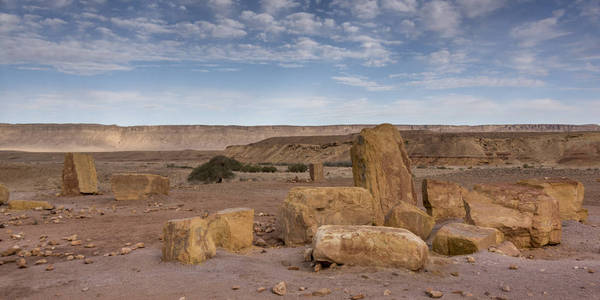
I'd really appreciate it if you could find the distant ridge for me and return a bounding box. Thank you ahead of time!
[1,123,599,152]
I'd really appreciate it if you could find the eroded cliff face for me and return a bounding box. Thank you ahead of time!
[1,123,598,152]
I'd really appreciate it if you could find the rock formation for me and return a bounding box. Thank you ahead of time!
[111,173,169,201]
[309,163,324,182]
[432,223,503,255]
[0,183,8,204]
[312,225,428,271]
[518,178,587,222]
[384,202,435,240]
[351,123,417,225]
[278,187,375,246]
[8,200,53,210]
[62,153,98,195]
[211,208,254,252]
[464,183,561,248]
[422,179,467,220]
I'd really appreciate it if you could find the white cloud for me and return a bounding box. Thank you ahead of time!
[283,12,336,35]
[0,13,21,32]
[407,76,546,89]
[425,49,471,74]
[420,0,461,37]
[456,0,506,18]
[111,17,172,35]
[332,0,379,19]
[510,12,569,47]
[240,11,285,33]
[381,0,417,13]
[40,17,67,26]
[261,0,300,15]
[332,75,394,91]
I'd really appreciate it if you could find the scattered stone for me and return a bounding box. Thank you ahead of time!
[312,288,331,296]
[62,153,98,195]
[45,264,54,271]
[299,287,306,291]
[519,178,587,222]
[84,258,93,264]
[287,266,299,270]
[278,187,375,246]
[384,201,435,240]
[8,200,54,210]
[433,223,503,255]
[509,264,519,270]
[422,179,468,220]
[303,248,313,262]
[450,272,459,276]
[425,289,443,298]
[489,241,521,257]
[2,245,21,257]
[466,256,476,263]
[64,234,78,241]
[231,285,240,290]
[84,243,96,248]
[272,281,286,296]
[501,285,511,292]
[35,259,47,265]
[257,287,266,293]
[351,294,365,300]
[309,163,324,182]
[351,123,418,225]
[66,255,74,261]
[384,289,392,296]
[75,254,85,259]
[111,173,169,201]
[71,240,82,246]
[464,183,561,248]
[589,269,595,274]
[0,183,8,205]
[254,238,267,247]
[134,242,145,249]
[82,287,89,292]
[162,217,216,264]
[211,207,255,252]
[312,225,428,271]
[314,263,322,272]
[120,247,132,255]
[16,258,27,268]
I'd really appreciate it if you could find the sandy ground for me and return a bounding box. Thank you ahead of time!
[1,151,599,299]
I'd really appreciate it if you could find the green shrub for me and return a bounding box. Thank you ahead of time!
[261,166,277,173]
[187,156,242,183]
[323,161,353,167]
[240,164,262,173]
[287,163,308,173]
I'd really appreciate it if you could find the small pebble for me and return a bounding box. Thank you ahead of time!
[45,264,54,271]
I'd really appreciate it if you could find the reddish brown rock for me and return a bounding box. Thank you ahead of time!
[62,153,98,195]
[111,173,169,201]
[351,124,417,225]
[422,179,468,220]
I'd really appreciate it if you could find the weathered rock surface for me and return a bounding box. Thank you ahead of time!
[312,225,428,270]
[351,123,417,225]
[384,202,435,240]
[0,183,8,204]
[8,200,53,210]
[111,173,169,201]
[162,217,216,264]
[464,183,561,248]
[432,223,503,255]
[518,178,587,222]
[278,187,375,246]
[62,153,98,195]
[309,163,324,182]
[422,179,467,220]
[489,241,521,257]
[162,207,254,264]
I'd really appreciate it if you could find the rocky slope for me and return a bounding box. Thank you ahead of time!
[1,123,598,152]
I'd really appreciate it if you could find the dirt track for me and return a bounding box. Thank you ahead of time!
[1,152,599,299]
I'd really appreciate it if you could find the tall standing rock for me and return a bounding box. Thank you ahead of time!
[309,163,324,182]
[0,183,8,205]
[351,123,417,225]
[62,153,98,195]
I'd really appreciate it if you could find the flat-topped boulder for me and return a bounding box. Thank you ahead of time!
[312,225,428,271]
[384,202,435,240]
[351,124,417,225]
[464,183,561,248]
[8,200,53,210]
[433,223,504,255]
[309,163,324,182]
[111,173,169,201]
[422,179,468,220]
[518,178,587,222]
[278,187,375,246]
[0,183,8,205]
[62,153,98,195]
[162,207,254,264]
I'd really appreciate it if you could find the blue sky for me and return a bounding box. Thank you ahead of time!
[0,0,599,125]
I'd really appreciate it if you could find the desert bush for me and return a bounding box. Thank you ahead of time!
[188,156,242,183]
[323,161,353,167]
[261,166,277,173]
[287,163,308,173]
[240,164,262,173]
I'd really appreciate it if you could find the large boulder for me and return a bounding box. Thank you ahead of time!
[211,208,254,252]
[312,225,428,271]
[111,173,169,201]
[422,179,467,220]
[432,223,503,255]
[351,124,417,225]
[8,200,54,210]
[162,216,216,264]
[278,187,375,246]
[518,178,587,222]
[384,202,435,240]
[62,153,98,195]
[464,183,561,248]
[309,163,324,182]
[0,183,8,205]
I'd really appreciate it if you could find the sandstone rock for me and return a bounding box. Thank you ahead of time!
[464,183,561,248]
[278,187,375,245]
[272,281,286,296]
[312,225,428,271]
[384,202,435,240]
[422,179,468,220]
[211,207,254,252]
[351,123,417,225]
[17,258,27,268]
[2,246,20,257]
[312,288,331,296]
[62,153,98,195]
[0,183,8,205]
[425,290,443,298]
[309,163,324,182]
[111,173,169,201]
[489,241,521,257]
[432,223,503,255]
[8,200,53,210]
[45,264,54,271]
[162,217,216,264]
[518,178,587,222]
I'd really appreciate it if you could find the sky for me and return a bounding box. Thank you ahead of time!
[0,0,599,126]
